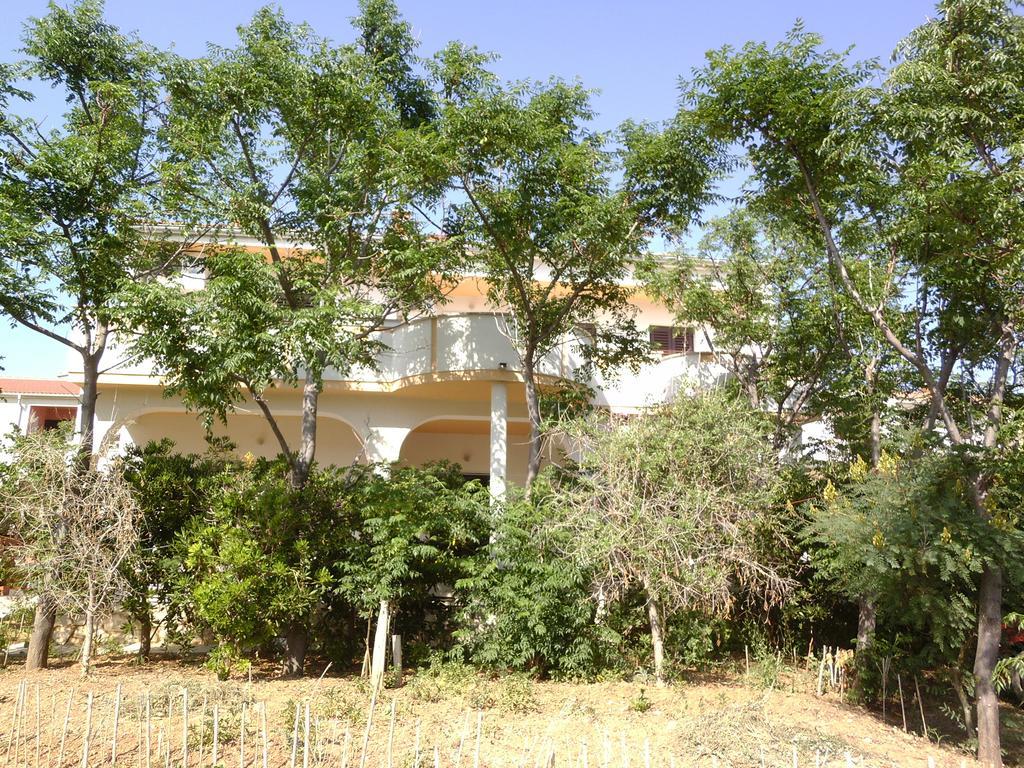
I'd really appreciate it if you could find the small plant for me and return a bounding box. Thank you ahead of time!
[499,673,537,713]
[205,644,250,681]
[630,687,653,713]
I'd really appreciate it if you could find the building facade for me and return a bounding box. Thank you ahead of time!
[1,251,730,490]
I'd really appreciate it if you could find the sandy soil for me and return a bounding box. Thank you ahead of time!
[0,656,1019,768]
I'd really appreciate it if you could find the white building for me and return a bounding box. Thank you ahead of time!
[2,283,733,491]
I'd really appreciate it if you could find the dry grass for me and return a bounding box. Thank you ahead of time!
[0,656,1019,768]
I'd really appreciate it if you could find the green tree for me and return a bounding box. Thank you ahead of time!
[121,440,223,658]
[123,1,458,492]
[172,457,346,677]
[430,47,719,488]
[0,0,190,670]
[680,3,1023,759]
[553,390,793,684]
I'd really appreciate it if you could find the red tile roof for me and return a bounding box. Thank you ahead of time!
[0,378,81,396]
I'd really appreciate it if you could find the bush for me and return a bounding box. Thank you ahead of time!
[455,483,617,679]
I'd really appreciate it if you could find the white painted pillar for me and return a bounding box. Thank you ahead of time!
[489,381,508,501]
[361,426,411,466]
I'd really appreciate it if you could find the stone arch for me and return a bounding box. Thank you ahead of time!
[119,409,364,467]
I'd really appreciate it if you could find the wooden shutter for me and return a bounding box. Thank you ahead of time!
[649,325,694,355]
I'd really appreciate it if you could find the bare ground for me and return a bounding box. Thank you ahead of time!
[0,656,1021,768]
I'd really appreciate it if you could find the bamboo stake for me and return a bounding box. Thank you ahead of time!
[455,710,469,768]
[914,676,928,741]
[56,691,74,768]
[80,692,94,768]
[357,686,378,768]
[259,704,268,768]
[46,692,56,768]
[180,689,188,768]
[896,674,907,732]
[145,693,152,768]
[386,701,395,768]
[412,721,421,768]
[288,704,299,768]
[239,703,246,768]
[211,706,219,768]
[137,697,144,768]
[34,684,41,768]
[301,702,309,768]
[473,712,482,768]
[14,679,26,768]
[339,727,351,768]
[198,698,206,768]
[111,683,122,768]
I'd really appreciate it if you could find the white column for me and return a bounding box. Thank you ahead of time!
[361,426,411,466]
[489,381,508,501]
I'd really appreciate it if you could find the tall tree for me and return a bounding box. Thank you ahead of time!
[679,3,1023,761]
[121,2,457,673]
[0,0,183,670]
[431,46,720,488]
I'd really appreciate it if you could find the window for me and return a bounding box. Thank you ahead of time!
[649,325,695,355]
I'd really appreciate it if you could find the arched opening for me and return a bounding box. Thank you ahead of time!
[125,411,363,466]
[399,417,532,487]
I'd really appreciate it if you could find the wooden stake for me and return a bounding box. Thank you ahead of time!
[896,674,907,732]
[339,727,351,768]
[412,720,421,768]
[198,698,206,768]
[239,703,246,768]
[386,701,396,768]
[180,689,188,768]
[211,705,219,768]
[288,703,298,768]
[357,685,378,768]
[80,692,94,768]
[260,703,268,768]
[914,675,928,741]
[56,691,74,768]
[473,712,482,768]
[34,684,41,768]
[111,683,122,768]
[301,702,309,768]
[145,693,152,768]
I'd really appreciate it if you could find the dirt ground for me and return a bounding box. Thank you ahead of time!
[0,656,1021,768]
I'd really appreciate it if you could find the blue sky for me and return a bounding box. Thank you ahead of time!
[0,0,938,378]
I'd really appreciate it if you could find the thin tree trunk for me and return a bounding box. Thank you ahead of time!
[856,597,876,653]
[80,593,95,678]
[138,609,152,659]
[78,353,100,462]
[950,667,976,740]
[25,595,56,671]
[645,593,666,686]
[292,364,322,489]
[522,359,543,490]
[369,600,390,694]
[974,564,1003,767]
[283,623,308,678]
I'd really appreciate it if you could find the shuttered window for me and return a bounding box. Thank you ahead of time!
[649,325,694,355]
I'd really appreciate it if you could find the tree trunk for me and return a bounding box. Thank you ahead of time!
[25,594,57,671]
[974,564,1003,767]
[950,667,976,740]
[138,609,152,659]
[522,359,543,490]
[78,352,100,462]
[856,596,876,653]
[390,634,403,688]
[646,595,666,686]
[292,365,322,489]
[80,587,96,677]
[369,600,390,693]
[282,623,308,677]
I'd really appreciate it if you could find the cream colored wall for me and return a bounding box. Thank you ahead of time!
[400,429,531,484]
[126,410,364,465]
